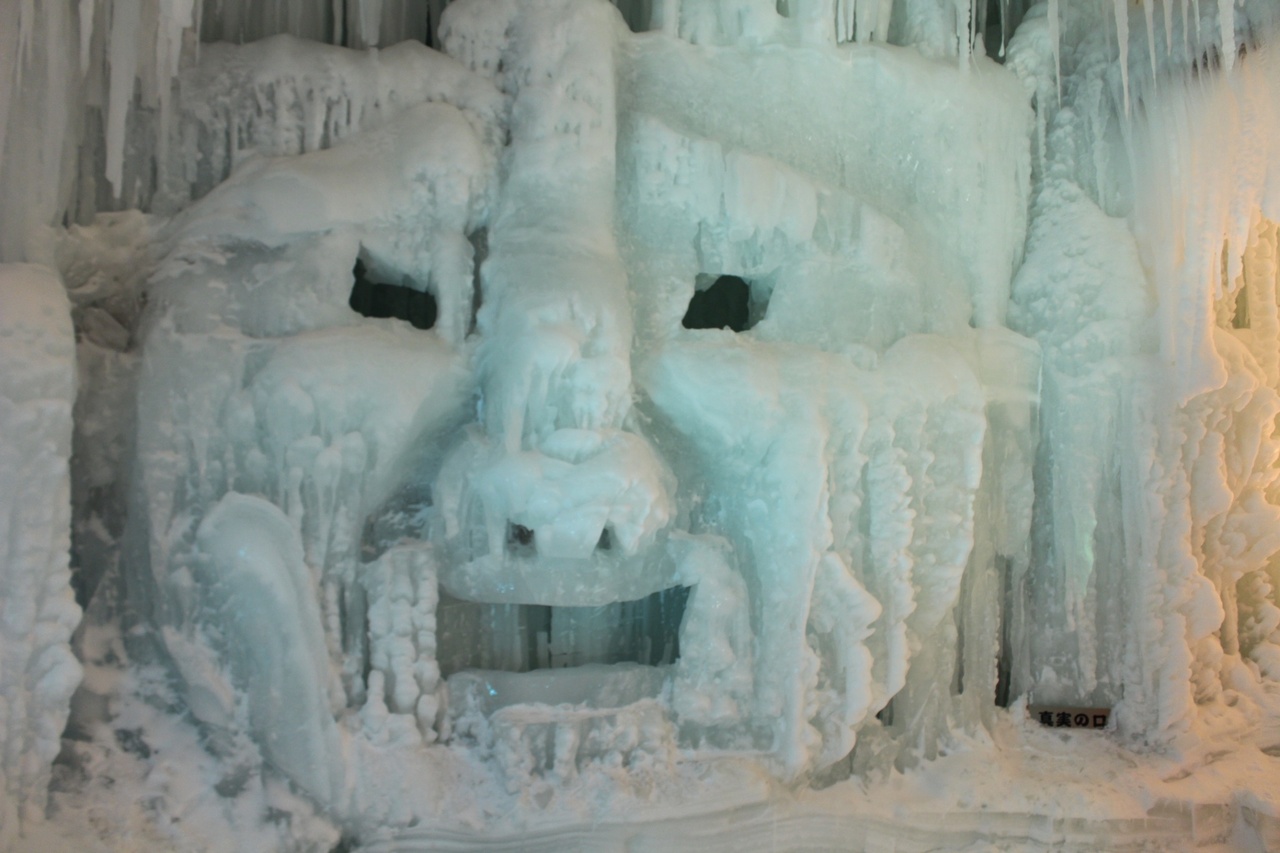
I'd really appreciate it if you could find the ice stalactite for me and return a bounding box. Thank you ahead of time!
[1047,0,1060,98]
[1219,0,1235,71]
[105,0,143,197]
[1143,0,1158,83]
[1115,0,1131,114]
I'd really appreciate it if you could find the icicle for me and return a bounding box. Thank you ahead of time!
[959,0,971,65]
[1191,0,1202,46]
[877,0,891,41]
[854,0,871,43]
[106,0,142,198]
[19,0,34,70]
[79,0,94,74]
[1116,0,1131,116]
[155,0,196,169]
[0,8,16,168]
[1163,0,1174,58]
[1049,0,1061,102]
[999,0,1008,57]
[1144,0,1157,81]
[970,0,980,57]
[1181,0,1191,58]
[43,0,71,223]
[1218,0,1234,71]
[355,0,384,48]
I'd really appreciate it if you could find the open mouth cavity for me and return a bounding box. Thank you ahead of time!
[436,584,691,677]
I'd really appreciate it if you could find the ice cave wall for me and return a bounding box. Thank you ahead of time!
[3,0,1280,844]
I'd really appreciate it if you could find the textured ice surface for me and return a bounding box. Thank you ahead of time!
[3,0,1280,851]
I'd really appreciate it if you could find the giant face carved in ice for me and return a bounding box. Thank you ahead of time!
[124,0,1039,825]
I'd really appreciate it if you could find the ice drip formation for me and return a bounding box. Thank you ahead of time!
[4,0,1280,849]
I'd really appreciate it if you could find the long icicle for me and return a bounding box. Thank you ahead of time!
[106,0,142,198]
[1144,0,1158,81]
[877,0,892,41]
[1116,0,1131,116]
[79,0,94,75]
[1049,0,1061,102]
[1218,0,1234,71]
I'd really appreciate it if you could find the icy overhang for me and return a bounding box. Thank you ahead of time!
[618,35,1033,329]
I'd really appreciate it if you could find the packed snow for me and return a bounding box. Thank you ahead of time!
[2,0,1280,850]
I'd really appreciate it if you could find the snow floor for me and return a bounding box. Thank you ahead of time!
[26,631,1280,853]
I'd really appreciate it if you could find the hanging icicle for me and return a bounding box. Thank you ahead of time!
[105,0,141,198]
[1144,0,1158,81]
[79,0,95,74]
[1116,0,1131,116]
[1049,0,1061,101]
[1219,0,1235,71]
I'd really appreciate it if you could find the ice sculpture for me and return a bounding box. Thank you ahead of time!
[2,0,1280,848]
[102,0,1037,812]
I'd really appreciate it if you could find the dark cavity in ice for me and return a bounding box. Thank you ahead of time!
[683,274,760,332]
[435,585,692,677]
[506,522,536,557]
[349,257,437,330]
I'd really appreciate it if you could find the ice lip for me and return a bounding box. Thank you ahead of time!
[438,547,679,607]
[443,665,675,781]
[448,663,668,714]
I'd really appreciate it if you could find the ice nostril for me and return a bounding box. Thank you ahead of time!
[506,522,536,556]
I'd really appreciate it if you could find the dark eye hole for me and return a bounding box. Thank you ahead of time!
[349,258,438,331]
[682,274,762,332]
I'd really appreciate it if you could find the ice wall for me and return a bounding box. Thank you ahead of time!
[0,265,82,843]
[1006,0,1280,740]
